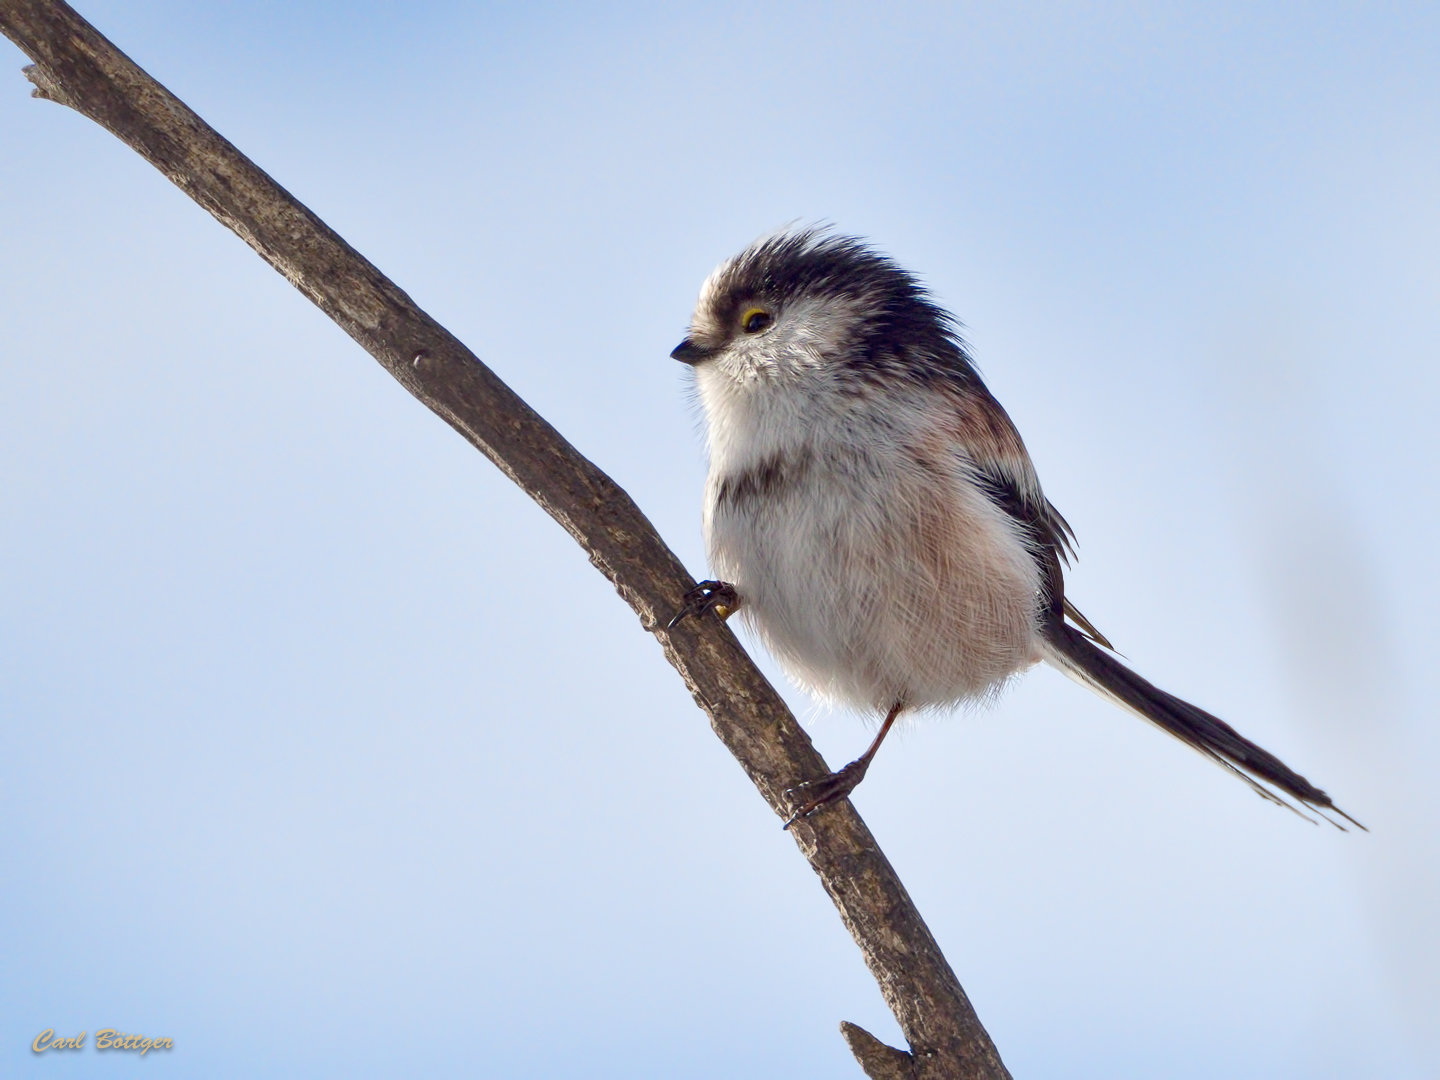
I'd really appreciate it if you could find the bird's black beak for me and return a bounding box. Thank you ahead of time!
[670,338,716,365]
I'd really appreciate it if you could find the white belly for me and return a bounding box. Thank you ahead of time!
[705,440,1044,713]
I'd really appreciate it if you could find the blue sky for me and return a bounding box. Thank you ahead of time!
[3,2,1438,1077]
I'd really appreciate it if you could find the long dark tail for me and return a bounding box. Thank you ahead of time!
[1041,618,1363,830]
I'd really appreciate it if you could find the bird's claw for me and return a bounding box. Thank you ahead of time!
[782,759,870,829]
[667,580,740,629]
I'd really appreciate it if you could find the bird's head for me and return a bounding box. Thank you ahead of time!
[671,228,973,394]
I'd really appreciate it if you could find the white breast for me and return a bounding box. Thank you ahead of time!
[697,368,1045,714]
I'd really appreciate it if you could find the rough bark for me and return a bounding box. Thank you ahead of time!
[0,3,1010,1076]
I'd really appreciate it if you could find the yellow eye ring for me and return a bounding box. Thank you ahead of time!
[741,308,773,334]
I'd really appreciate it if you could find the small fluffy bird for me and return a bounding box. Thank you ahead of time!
[669,228,1357,830]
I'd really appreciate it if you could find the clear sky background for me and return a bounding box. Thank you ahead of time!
[2,2,1438,1077]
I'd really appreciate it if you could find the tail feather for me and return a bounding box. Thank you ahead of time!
[1041,620,1363,831]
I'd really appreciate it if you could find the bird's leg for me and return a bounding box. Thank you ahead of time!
[783,701,904,829]
[666,580,741,629]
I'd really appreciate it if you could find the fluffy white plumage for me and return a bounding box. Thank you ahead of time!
[695,331,1042,712]
[684,231,1042,713]
[671,227,1355,827]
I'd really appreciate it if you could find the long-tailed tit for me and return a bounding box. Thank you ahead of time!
[669,228,1359,831]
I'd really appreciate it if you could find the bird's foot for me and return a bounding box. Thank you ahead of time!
[782,758,871,829]
[666,580,740,629]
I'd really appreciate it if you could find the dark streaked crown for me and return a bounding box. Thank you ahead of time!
[708,228,982,387]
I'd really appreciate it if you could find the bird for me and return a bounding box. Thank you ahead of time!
[667,227,1359,832]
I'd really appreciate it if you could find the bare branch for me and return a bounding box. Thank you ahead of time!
[0,2,1010,1075]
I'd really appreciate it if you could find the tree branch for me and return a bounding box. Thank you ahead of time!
[0,3,1010,1075]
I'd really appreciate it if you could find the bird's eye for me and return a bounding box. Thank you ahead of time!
[741,308,773,334]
